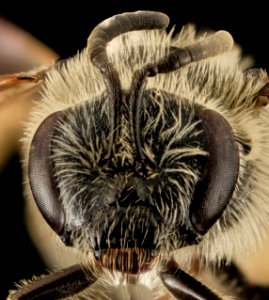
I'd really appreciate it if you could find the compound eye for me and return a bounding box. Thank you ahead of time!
[190,108,239,235]
[28,111,65,235]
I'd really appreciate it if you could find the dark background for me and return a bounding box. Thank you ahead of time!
[1,2,269,70]
[0,1,268,299]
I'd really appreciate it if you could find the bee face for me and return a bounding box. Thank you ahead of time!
[29,64,242,277]
[40,88,207,273]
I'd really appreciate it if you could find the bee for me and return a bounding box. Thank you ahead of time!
[1,10,269,300]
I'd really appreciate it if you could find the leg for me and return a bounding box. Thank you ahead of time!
[159,260,224,300]
[7,264,97,300]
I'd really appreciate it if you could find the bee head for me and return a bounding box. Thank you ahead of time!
[28,11,238,273]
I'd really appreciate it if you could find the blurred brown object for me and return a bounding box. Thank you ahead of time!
[0,18,58,170]
[0,18,57,73]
